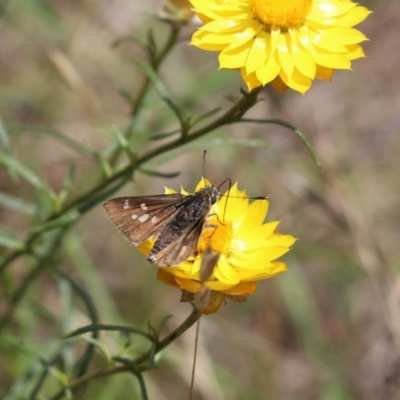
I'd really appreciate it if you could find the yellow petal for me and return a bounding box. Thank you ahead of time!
[277,32,294,78]
[344,44,365,60]
[246,31,269,74]
[289,29,317,79]
[157,268,180,288]
[213,256,241,285]
[235,198,268,233]
[232,245,293,265]
[279,66,312,94]
[219,42,251,69]
[223,280,257,295]
[202,291,226,315]
[175,276,202,293]
[337,6,372,26]
[321,26,368,45]
[240,68,263,91]
[315,65,334,80]
[236,220,279,241]
[311,1,356,18]
[235,262,288,280]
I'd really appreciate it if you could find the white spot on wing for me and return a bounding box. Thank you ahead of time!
[139,213,149,222]
[140,203,148,211]
[151,216,159,224]
[179,246,188,257]
[131,214,138,220]
[124,200,130,210]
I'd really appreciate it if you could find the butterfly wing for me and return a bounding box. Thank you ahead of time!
[103,193,185,246]
[151,218,206,266]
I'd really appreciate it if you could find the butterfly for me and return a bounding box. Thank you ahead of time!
[103,183,220,267]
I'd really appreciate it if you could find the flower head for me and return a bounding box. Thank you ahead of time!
[189,0,371,93]
[143,179,296,314]
[158,0,195,23]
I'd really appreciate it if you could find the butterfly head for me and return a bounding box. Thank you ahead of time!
[198,185,219,205]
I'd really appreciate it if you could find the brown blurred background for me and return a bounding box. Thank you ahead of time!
[1,0,400,399]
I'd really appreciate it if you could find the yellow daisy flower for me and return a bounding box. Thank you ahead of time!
[158,0,195,23]
[189,0,371,93]
[140,179,296,315]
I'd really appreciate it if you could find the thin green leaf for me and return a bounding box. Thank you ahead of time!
[190,107,222,128]
[54,268,99,380]
[92,152,113,178]
[147,29,157,60]
[0,118,11,153]
[0,235,25,250]
[0,190,38,216]
[59,279,75,376]
[240,118,321,168]
[110,125,137,162]
[118,88,135,107]
[147,321,157,338]
[28,210,80,235]
[149,130,180,141]
[48,366,70,386]
[77,173,132,214]
[136,60,186,130]
[112,35,146,51]
[158,315,173,335]
[143,136,268,168]
[29,174,132,235]
[0,153,56,196]
[8,124,95,157]
[82,337,111,364]
[56,166,75,212]
[63,324,153,341]
[138,167,180,179]
[113,356,138,370]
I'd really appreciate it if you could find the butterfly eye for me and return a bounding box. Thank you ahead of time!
[210,192,218,204]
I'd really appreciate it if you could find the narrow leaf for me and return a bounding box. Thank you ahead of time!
[110,125,136,162]
[0,191,38,216]
[143,136,268,168]
[8,124,94,157]
[149,130,179,141]
[0,153,55,195]
[63,324,152,341]
[82,337,111,364]
[0,235,25,250]
[136,60,186,129]
[138,167,180,179]
[191,107,222,127]
[0,118,11,153]
[56,166,75,211]
[28,210,80,235]
[240,118,321,168]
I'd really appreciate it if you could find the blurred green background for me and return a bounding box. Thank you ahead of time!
[1,0,400,399]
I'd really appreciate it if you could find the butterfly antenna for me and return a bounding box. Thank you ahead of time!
[189,318,201,400]
[217,178,232,221]
[202,150,208,187]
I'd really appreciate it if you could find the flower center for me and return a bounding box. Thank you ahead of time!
[250,0,312,29]
[198,217,233,255]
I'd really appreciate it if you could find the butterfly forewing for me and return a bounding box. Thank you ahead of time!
[103,193,185,246]
[103,185,220,267]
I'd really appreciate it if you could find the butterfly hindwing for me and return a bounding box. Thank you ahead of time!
[149,217,206,266]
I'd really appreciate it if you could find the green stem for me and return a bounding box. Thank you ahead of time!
[49,307,201,400]
[108,23,181,165]
[0,229,68,329]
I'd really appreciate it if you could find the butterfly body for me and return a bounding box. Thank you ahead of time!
[103,185,219,266]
